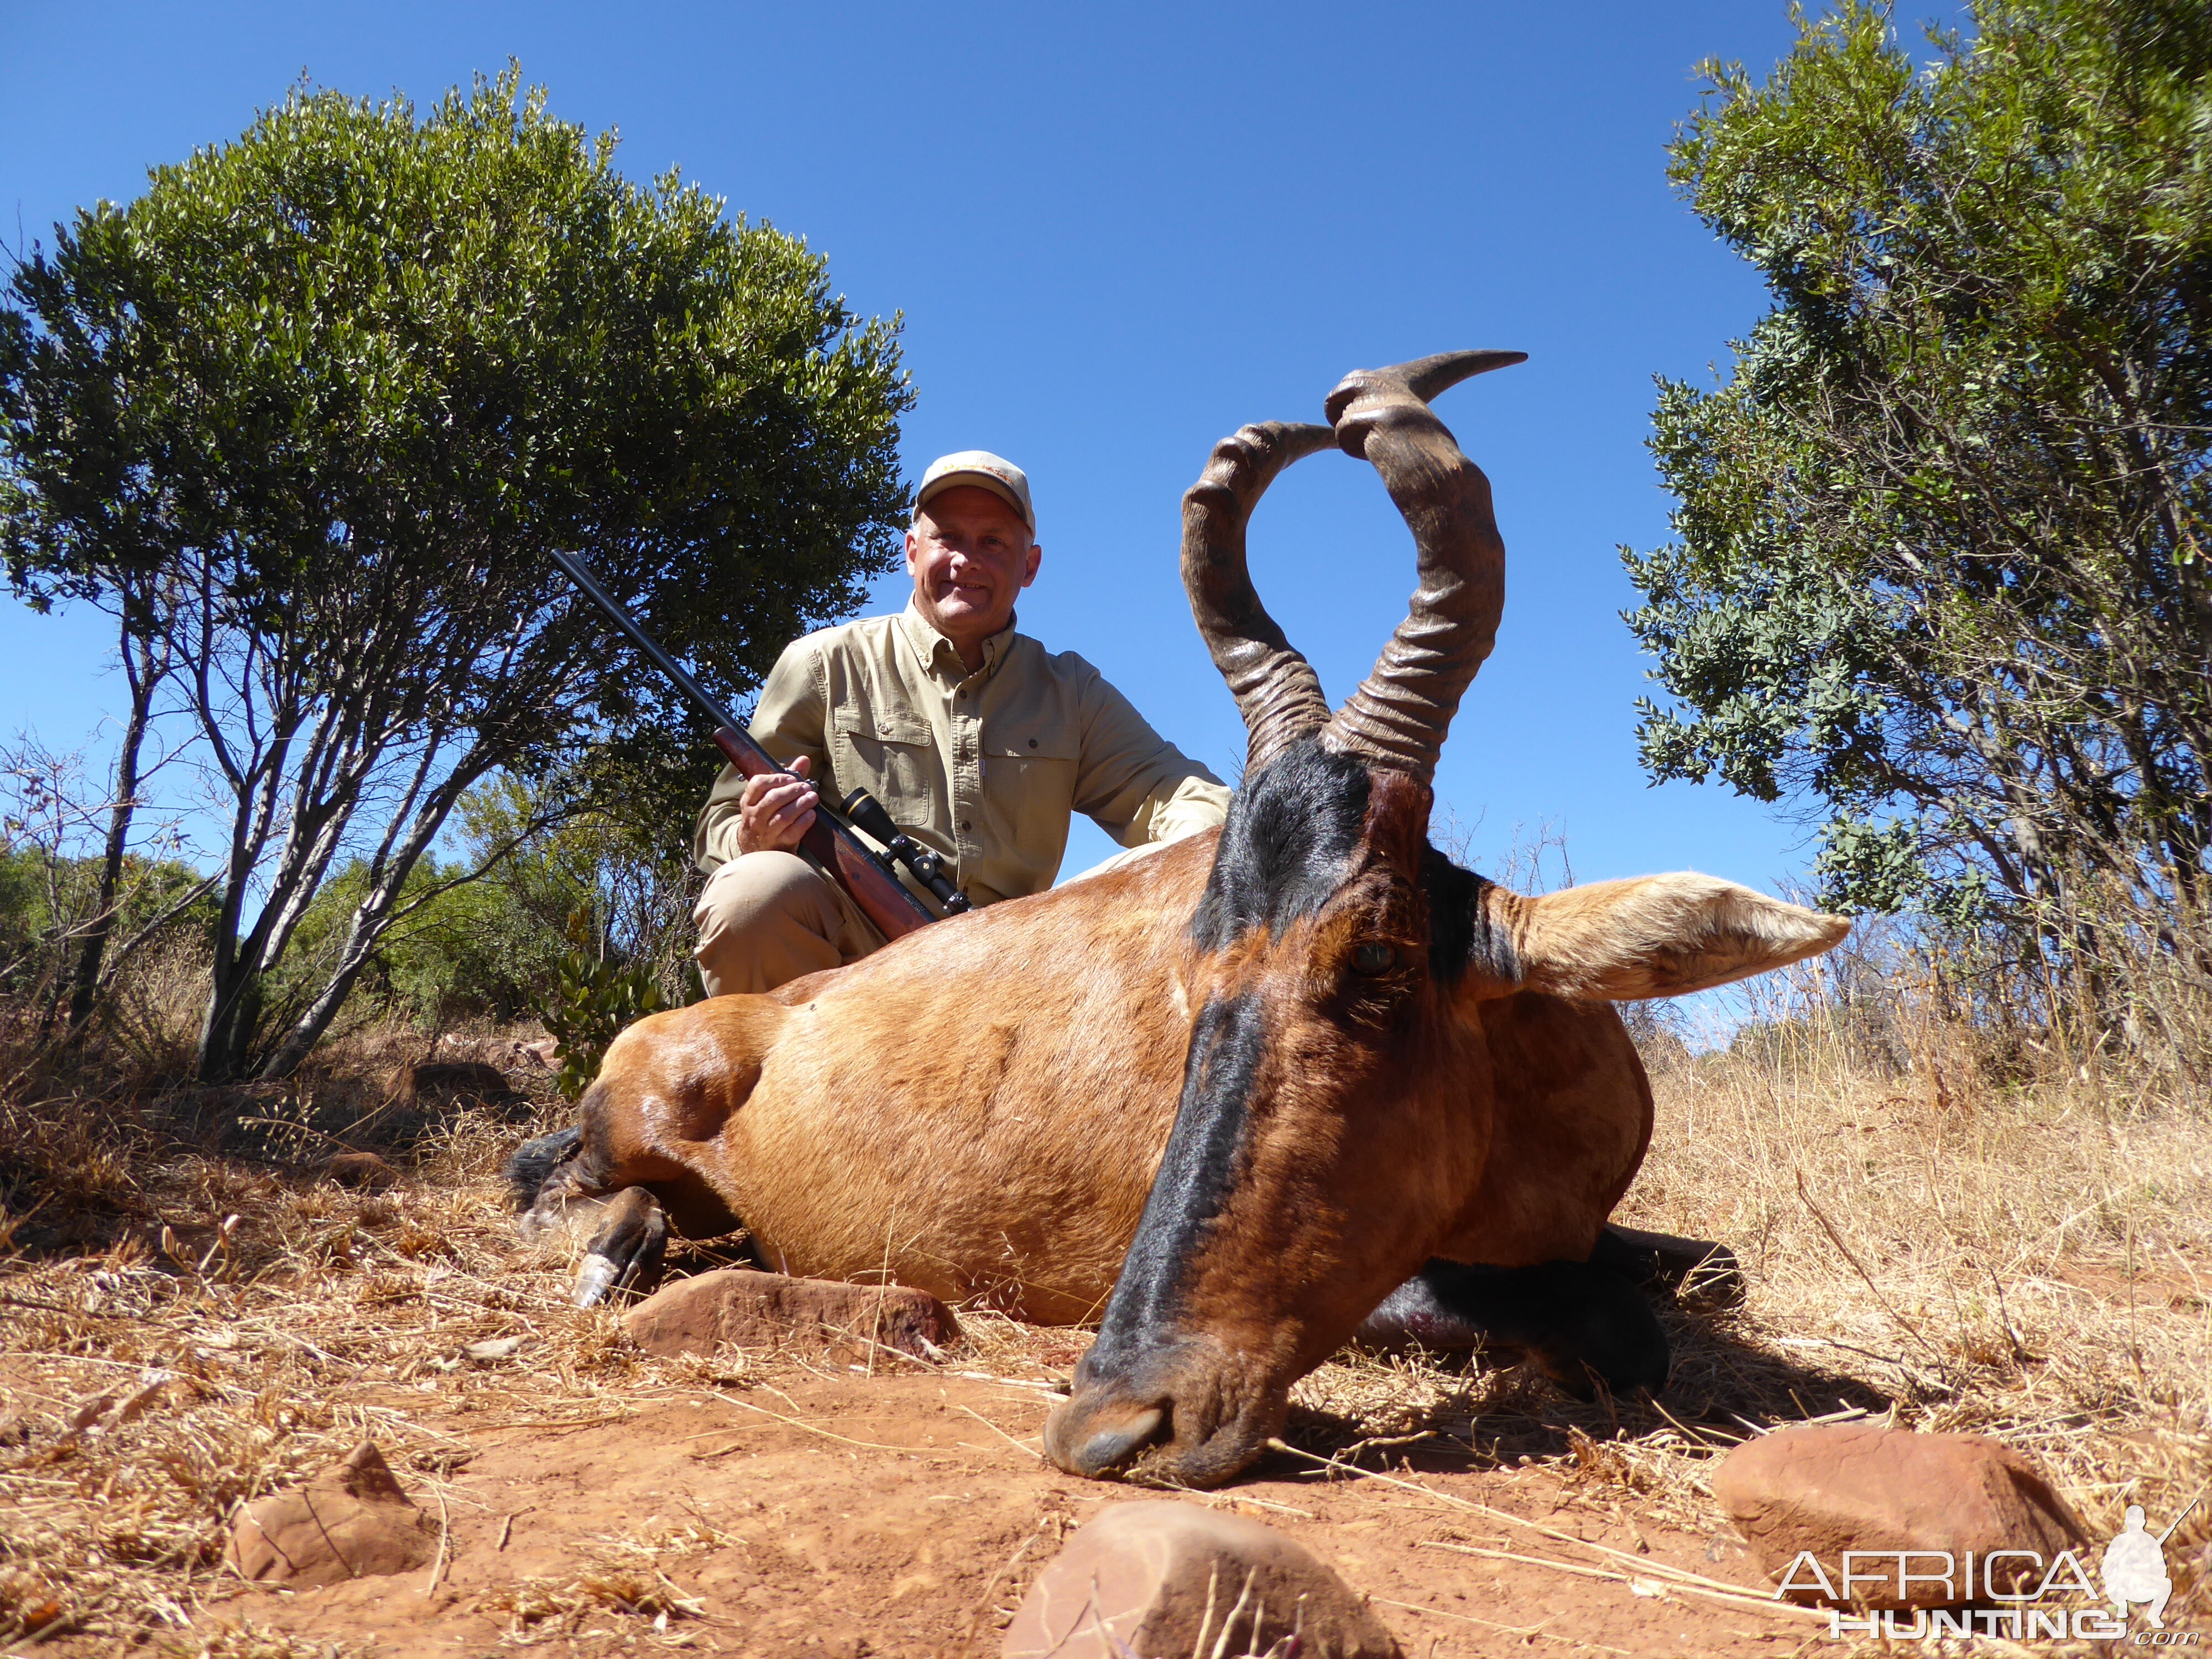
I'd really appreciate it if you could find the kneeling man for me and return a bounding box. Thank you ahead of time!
[693,451,1229,995]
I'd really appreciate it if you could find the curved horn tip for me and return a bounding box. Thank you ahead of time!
[1228,421,1337,473]
[1324,349,1527,426]
[1186,421,1337,508]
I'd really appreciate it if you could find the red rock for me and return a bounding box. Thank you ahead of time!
[324,1151,398,1190]
[620,1268,959,1363]
[1003,1500,1401,1659]
[223,1441,435,1587]
[1712,1422,2090,1607]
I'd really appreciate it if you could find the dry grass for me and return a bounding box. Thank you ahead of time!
[1657,1023,2212,1613]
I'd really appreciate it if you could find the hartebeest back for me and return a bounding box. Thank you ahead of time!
[512,351,1846,1490]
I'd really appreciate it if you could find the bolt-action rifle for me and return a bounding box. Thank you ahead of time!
[549,550,969,942]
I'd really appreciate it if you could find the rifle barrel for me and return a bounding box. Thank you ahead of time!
[549,548,740,732]
[2156,1493,2201,1546]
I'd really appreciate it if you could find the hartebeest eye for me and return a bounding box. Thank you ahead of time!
[1351,941,1396,976]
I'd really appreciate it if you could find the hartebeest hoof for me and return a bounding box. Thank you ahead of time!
[1355,1258,1670,1401]
[574,1185,669,1308]
[1593,1223,1745,1308]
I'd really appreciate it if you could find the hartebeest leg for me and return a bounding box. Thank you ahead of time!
[504,1123,728,1308]
[1355,1258,1669,1400]
[1592,1223,1744,1307]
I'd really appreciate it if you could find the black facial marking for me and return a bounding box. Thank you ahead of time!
[1086,992,1267,1365]
[1190,742,1371,951]
[1420,848,1478,984]
[1424,851,1519,988]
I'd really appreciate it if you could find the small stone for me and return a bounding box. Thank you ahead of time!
[622,1269,959,1363]
[223,1440,435,1587]
[1003,1500,1401,1659]
[324,1151,398,1190]
[1712,1422,2090,1607]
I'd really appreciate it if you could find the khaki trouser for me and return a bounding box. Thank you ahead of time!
[692,852,885,997]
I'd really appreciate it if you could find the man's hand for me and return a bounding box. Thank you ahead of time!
[736,753,819,855]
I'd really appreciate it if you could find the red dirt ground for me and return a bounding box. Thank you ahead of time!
[206,1365,1817,1658]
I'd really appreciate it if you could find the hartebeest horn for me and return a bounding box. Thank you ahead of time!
[1319,349,1525,781]
[1181,420,1338,775]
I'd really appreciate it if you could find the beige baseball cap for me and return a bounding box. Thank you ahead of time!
[914,450,1035,535]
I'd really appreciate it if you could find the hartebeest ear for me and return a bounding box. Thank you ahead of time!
[1466,873,1849,1001]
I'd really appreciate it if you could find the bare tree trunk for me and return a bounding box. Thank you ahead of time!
[255,748,489,1079]
[66,602,164,1032]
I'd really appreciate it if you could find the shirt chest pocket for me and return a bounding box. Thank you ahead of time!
[832,711,940,817]
[982,723,1079,814]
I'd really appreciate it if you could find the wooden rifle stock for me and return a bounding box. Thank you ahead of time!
[545,547,938,944]
[706,727,935,943]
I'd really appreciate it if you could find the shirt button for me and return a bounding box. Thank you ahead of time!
[1027,738,1038,749]
[961,820,972,832]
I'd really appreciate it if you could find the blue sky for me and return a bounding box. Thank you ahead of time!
[1,1,1908,891]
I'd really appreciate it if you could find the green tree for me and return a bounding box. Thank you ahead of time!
[1,69,911,1081]
[1625,1,2211,1002]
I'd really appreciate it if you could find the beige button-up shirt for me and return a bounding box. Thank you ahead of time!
[693,599,1230,908]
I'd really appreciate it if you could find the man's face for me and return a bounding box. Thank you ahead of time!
[905,484,1041,650]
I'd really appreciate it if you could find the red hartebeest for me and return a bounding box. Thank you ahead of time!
[511,351,1847,1488]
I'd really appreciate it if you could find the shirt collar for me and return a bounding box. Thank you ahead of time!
[898,596,1019,682]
